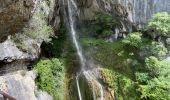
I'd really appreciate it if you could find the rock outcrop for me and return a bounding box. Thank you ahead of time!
[0,0,35,42]
[0,37,40,63]
[0,71,52,100]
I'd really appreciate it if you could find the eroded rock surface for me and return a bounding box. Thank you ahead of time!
[63,0,170,28]
[0,0,35,42]
[0,71,52,100]
[0,37,40,63]
[76,0,170,24]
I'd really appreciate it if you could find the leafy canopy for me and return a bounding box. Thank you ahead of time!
[148,12,170,36]
[89,12,121,38]
[122,32,142,48]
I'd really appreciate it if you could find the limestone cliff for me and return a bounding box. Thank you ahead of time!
[66,0,170,29]
[0,0,56,99]
[76,0,170,25]
[0,0,35,42]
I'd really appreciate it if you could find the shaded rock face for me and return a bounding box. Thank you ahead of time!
[0,36,40,75]
[49,0,61,31]
[0,71,52,100]
[0,0,35,42]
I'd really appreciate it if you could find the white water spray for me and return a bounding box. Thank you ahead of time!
[66,0,104,100]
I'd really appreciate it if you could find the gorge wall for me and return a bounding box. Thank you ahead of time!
[0,0,170,100]
[69,0,170,29]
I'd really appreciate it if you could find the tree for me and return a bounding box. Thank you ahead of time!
[145,56,160,77]
[140,41,168,59]
[90,12,121,38]
[137,57,170,100]
[148,12,170,37]
[122,32,142,48]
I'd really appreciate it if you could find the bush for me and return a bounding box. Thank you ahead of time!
[101,68,138,100]
[22,0,54,43]
[35,58,65,100]
[148,12,170,36]
[137,58,170,100]
[145,56,160,77]
[87,12,121,38]
[135,72,149,84]
[122,32,142,48]
[24,13,54,43]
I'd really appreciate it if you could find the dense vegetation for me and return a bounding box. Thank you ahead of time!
[35,58,65,100]
[80,12,170,100]
[34,11,170,100]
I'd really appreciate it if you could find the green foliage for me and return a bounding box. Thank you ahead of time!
[41,30,67,57]
[121,32,167,59]
[86,12,121,38]
[135,72,149,84]
[35,58,65,100]
[101,68,138,100]
[145,56,160,77]
[137,57,170,100]
[141,42,168,59]
[122,32,142,48]
[22,0,55,43]
[148,12,170,36]
[79,12,170,100]
[118,76,138,100]
[138,79,170,100]
[81,36,170,99]
[101,69,119,90]
[24,13,54,42]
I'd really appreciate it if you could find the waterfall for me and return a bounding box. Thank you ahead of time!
[66,0,104,100]
[67,0,85,70]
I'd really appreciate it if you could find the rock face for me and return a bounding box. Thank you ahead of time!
[112,0,170,28]
[0,71,52,100]
[67,0,170,28]
[0,37,40,63]
[0,0,35,42]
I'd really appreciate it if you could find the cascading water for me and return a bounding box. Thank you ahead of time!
[66,0,104,99]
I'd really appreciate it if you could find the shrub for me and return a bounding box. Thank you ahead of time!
[35,58,65,100]
[137,58,170,100]
[22,0,54,43]
[101,68,138,100]
[141,42,168,59]
[135,72,149,84]
[148,12,170,36]
[87,12,121,38]
[24,13,54,43]
[145,56,160,77]
[122,32,142,48]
